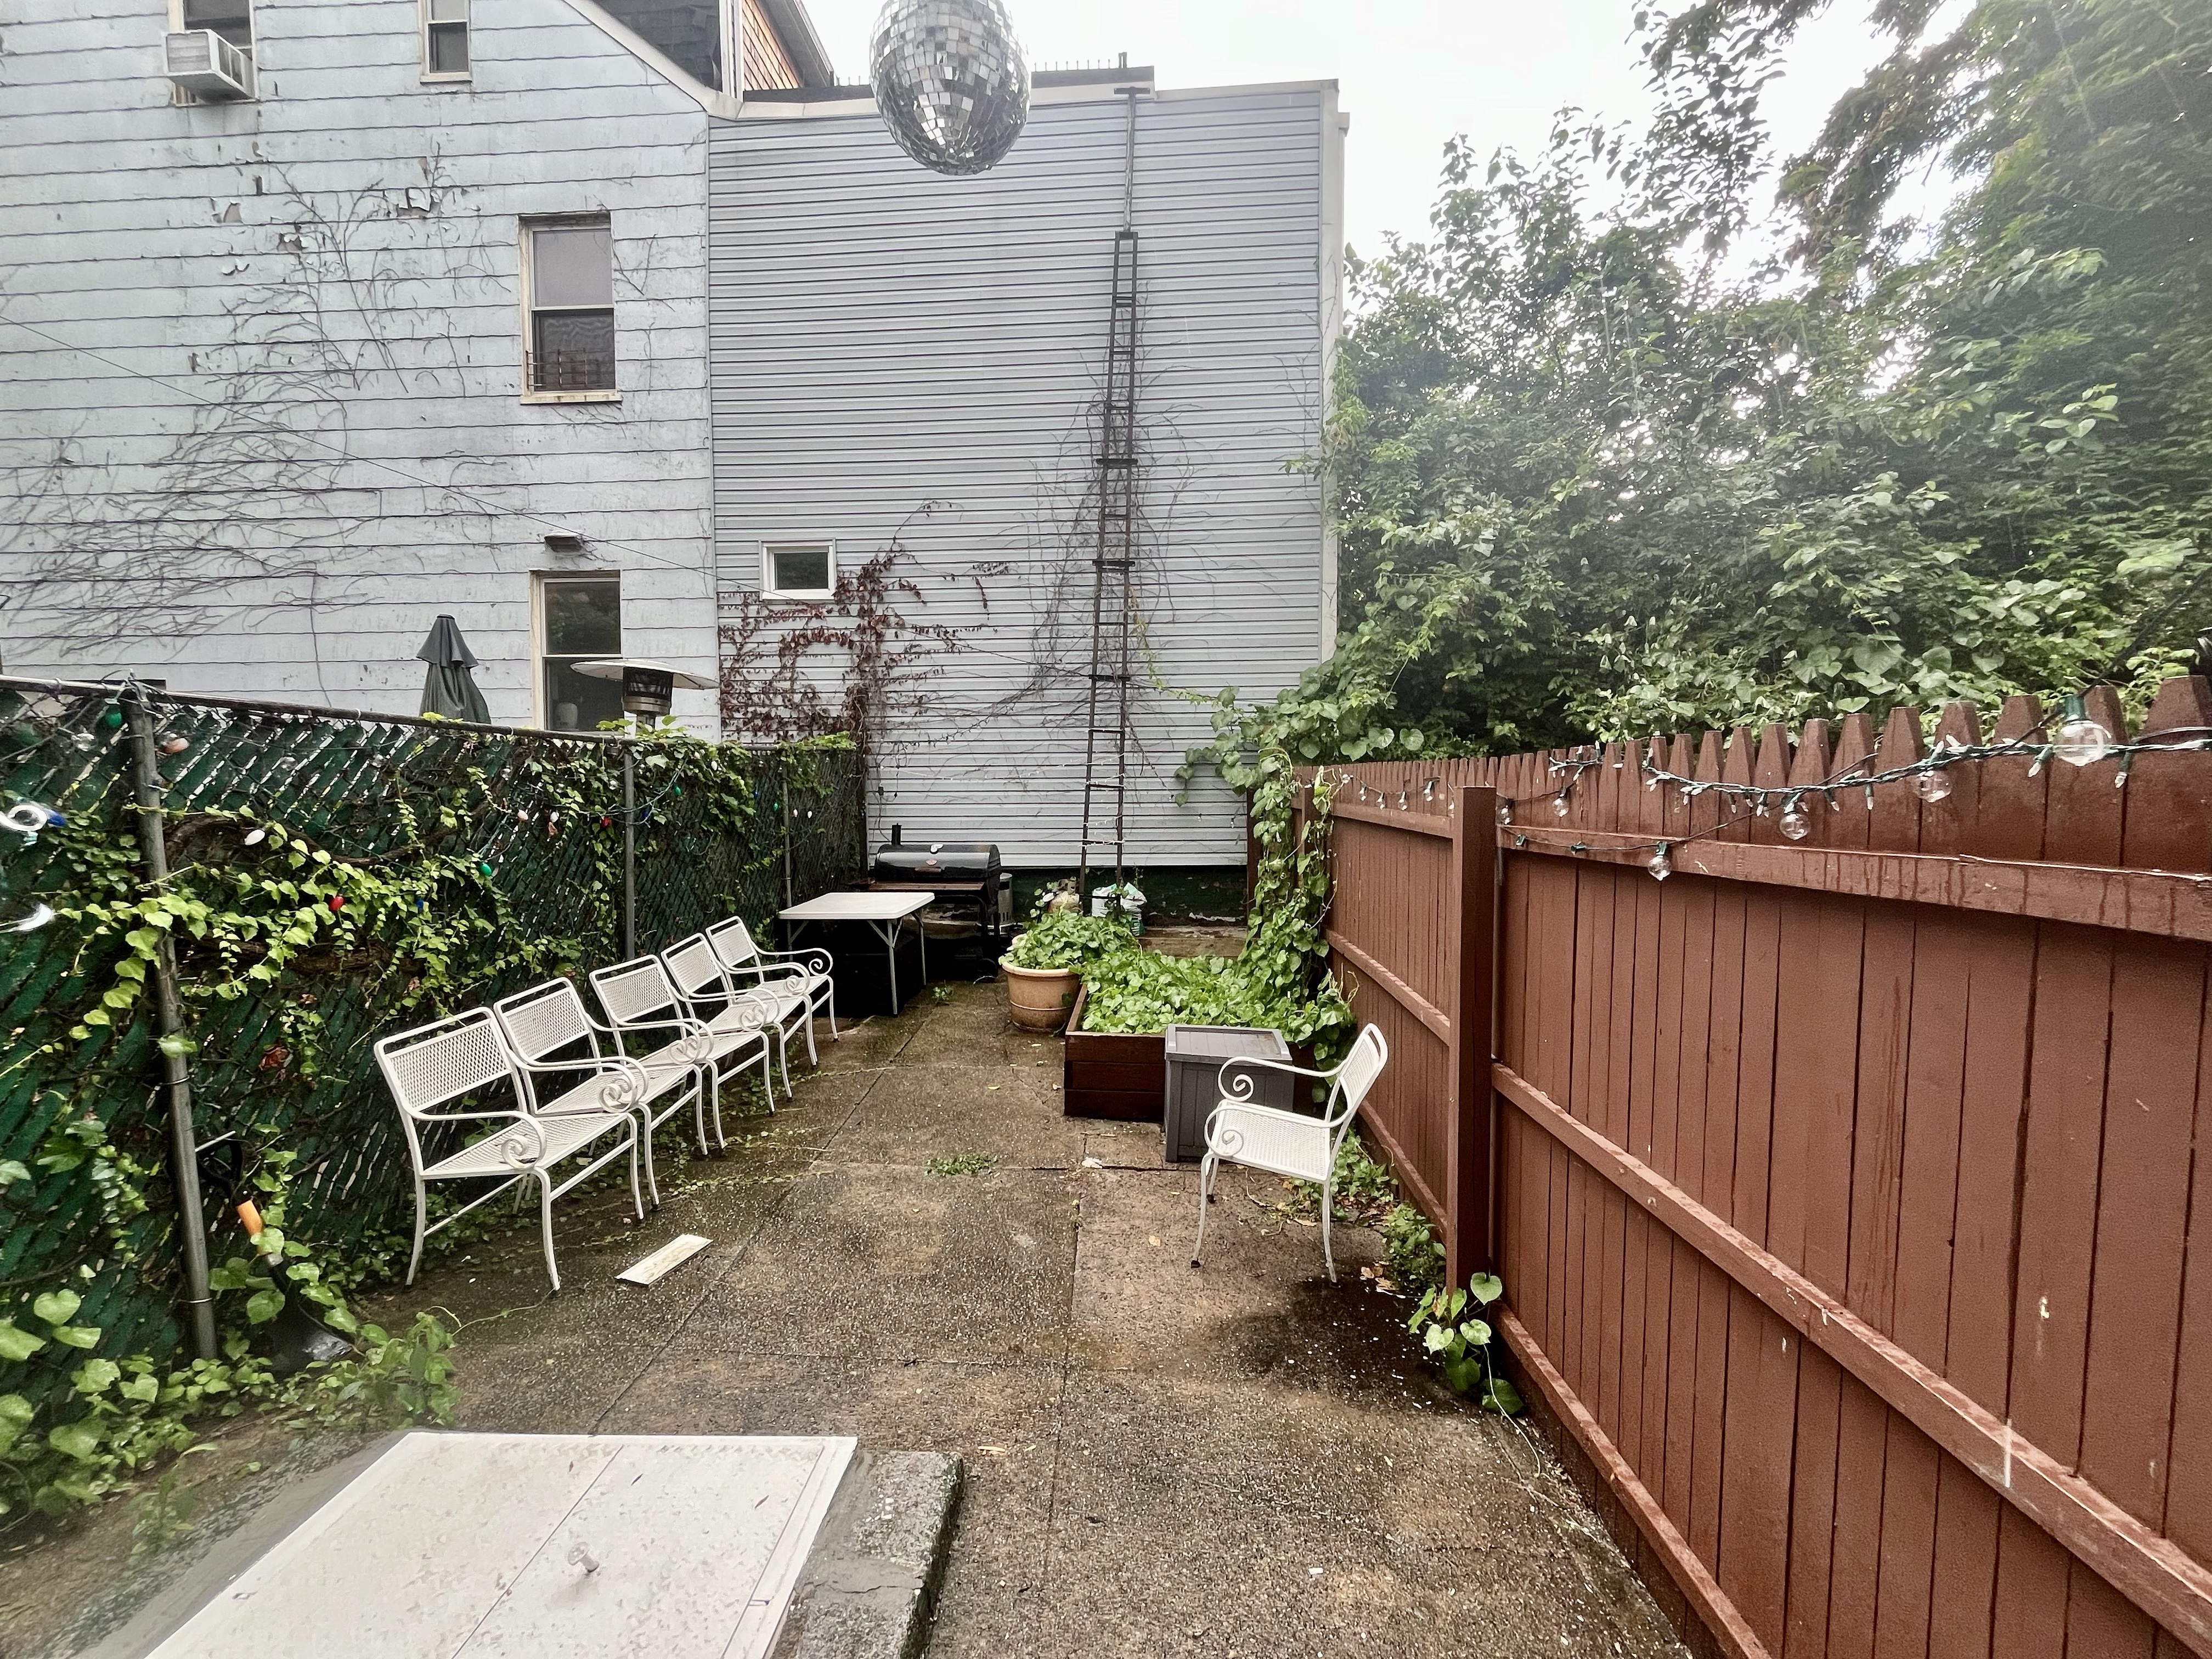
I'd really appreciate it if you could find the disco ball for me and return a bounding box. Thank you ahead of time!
[868,0,1030,177]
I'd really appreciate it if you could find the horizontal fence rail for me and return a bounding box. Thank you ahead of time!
[1304,676,2212,1659]
[0,679,864,1400]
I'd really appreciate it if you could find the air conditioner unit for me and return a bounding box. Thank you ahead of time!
[165,29,256,100]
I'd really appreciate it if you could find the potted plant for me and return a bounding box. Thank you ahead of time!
[1000,910,1136,1032]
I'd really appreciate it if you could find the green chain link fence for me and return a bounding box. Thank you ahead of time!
[0,678,864,1405]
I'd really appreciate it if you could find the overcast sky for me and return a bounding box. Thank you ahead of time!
[795,0,1898,258]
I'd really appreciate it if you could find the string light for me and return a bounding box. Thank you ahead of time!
[3,803,63,842]
[1444,697,2198,883]
[2052,695,2114,768]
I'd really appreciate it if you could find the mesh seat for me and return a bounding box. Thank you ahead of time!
[664,931,812,1102]
[374,1006,640,1293]
[422,1111,630,1181]
[705,915,837,1049]
[492,977,704,1205]
[1201,1101,1334,1183]
[1192,1024,1391,1283]
[590,954,773,1150]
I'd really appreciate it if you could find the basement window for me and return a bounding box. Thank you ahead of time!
[538,574,624,731]
[423,0,470,77]
[523,218,617,399]
[763,542,836,600]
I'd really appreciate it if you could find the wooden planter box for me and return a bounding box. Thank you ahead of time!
[1060,981,1165,1120]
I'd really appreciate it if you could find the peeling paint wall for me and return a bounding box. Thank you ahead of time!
[1,0,720,729]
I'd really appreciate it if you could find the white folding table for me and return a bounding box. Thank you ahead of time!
[776,889,934,1013]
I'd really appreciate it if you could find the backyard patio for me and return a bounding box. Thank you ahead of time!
[325,978,1680,1658]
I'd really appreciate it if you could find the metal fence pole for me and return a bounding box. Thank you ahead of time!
[123,689,217,1362]
[782,763,795,912]
[621,744,637,958]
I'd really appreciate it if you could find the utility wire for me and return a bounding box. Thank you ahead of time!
[2,314,705,580]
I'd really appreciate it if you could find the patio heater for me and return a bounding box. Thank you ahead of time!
[571,659,715,955]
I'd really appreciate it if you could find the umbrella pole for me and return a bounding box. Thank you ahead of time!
[622,743,637,958]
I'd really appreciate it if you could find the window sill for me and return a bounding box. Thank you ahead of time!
[521,390,622,405]
[763,589,836,602]
[421,72,472,84]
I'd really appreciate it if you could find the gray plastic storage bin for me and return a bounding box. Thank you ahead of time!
[1161,1024,1295,1163]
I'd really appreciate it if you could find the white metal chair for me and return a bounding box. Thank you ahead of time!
[662,932,809,1102]
[1189,1024,1391,1283]
[374,1006,640,1293]
[706,915,836,1051]
[590,954,775,1152]
[492,977,704,1207]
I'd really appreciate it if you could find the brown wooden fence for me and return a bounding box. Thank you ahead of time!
[1304,676,2212,1659]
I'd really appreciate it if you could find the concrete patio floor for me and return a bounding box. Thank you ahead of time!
[347,978,1688,1659]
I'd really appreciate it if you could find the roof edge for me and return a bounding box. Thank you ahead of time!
[757,0,838,88]
[559,0,742,117]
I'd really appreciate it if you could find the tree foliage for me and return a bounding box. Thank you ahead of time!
[1198,0,2212,774]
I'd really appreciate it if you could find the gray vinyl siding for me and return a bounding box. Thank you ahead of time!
[711,86,1332,867]
[0,0,719,728]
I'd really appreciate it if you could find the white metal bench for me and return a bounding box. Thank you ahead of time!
[663,932,810,1102]
[706,916,836,1050]
[1190,1024,1390,1283]
[374,1007,640,1292]
[492,977,704,1206]
[590,954,775,1152]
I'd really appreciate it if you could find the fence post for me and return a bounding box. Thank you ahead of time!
[621,744,637,958]
[1447,783,1498,1286]
[123,689,218,1362]
[783,763,795,912]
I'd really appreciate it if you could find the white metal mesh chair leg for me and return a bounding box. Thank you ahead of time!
[1190,1152,1220,1267]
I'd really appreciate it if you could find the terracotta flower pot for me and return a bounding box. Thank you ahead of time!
[1002,957,1079,1031]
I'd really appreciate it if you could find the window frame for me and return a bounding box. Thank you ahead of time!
[420,0,471,82]
[760,540,838,601]
[532,571,625,731]
[173,0,254,53]
[518,214,619,405]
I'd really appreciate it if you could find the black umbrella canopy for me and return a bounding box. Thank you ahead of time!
[416,615,490,724]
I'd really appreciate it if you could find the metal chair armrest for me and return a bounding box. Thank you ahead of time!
[758,945,834,973]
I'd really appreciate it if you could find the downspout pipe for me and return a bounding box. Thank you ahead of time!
[123,689,217,1362]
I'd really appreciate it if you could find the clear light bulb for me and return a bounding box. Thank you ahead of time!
[1648,842,1673,882]
[2052,694,2113,768]
[1497,802,1513,826]
[1912,768,1952,802]
[1553,794,1571,817]
[1779,803,1810,841]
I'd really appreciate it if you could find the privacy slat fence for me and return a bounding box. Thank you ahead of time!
[1301,675,2212,1659]
[0,679,864,1398]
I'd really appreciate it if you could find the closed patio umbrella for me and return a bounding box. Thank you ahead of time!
[416,614,490,723]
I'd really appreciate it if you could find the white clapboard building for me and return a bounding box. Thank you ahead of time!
[3,1,1341,867]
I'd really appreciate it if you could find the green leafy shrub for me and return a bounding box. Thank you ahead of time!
[1408,1273,1521,1413]
[1003,909,1137,973]
[1381,1203,1446,1296]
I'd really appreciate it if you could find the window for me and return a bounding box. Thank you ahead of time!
[423,0,469,77]
[179,0,252,50]
[523,218,616,397]
[762,542,836,599]
[538,574,623,731]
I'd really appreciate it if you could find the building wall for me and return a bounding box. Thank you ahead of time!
[0,0,721,728]
[711,81,1342,866]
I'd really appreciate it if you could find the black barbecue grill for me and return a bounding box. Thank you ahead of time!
[868,826,1014,945]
